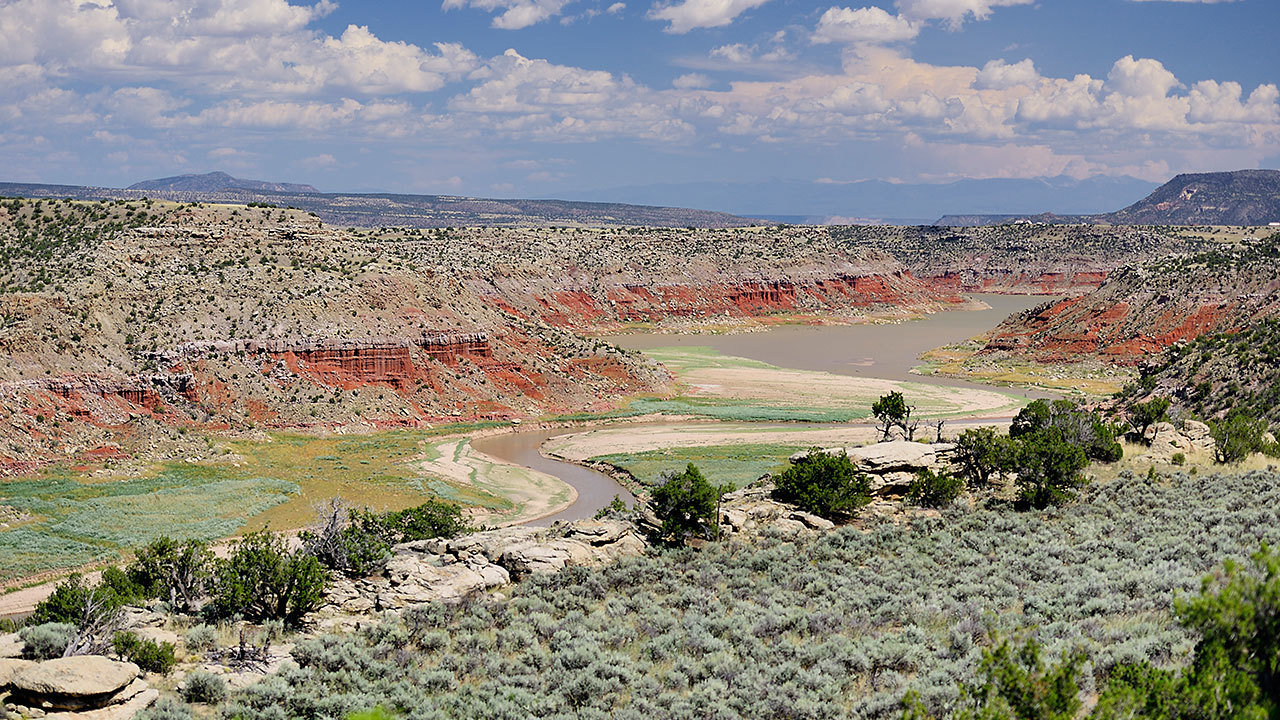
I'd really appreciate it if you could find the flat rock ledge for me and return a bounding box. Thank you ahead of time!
[790,440,956,495]
[317,488,851,629]
[2,656,156,720]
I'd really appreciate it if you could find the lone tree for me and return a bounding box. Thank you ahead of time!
[872,391,917,441]
[649,464,731,545]
[1126,396,1171,442]
[1006,427,1089,509]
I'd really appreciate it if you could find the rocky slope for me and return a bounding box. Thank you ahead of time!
[0,198,967,475]
[979,236,1280,366]
[833,223,1216,294]
[1118,319,1280,424]
[1096,170,1280,225]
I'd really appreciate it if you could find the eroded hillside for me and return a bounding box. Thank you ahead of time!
[981,237,1280,365]
[833,223,1216,294]
[0,199,966,474]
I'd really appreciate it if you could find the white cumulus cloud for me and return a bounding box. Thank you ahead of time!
[812,6,918,44]
[648,0,771,33]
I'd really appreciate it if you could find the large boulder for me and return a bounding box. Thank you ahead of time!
[42,687,159,720]
[6,657,146,713]
[0,657,35,686]
[849,441,941,472]
[8,657,138,699]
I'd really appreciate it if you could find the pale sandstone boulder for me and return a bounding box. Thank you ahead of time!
[9,657,138,699]
[0,632,24,659]
[0,657,35,685]
[41,688,158,720]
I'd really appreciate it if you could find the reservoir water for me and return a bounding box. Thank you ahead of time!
[601,293,1051,392]
[479,294,1054,522]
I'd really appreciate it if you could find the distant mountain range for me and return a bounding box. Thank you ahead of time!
[3,169,1278,227]
[127,171,319,194]
[563,175,1161,222]
[0,174,752,228]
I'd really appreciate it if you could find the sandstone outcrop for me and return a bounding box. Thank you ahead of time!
[319,519,647,621]
[2,656,156,720]
[1144,420,1215,460]
[717,485,835,538]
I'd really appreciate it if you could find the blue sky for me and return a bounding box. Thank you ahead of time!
[1,0,1277,197]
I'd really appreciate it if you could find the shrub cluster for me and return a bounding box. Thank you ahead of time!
[649,464,731,544]
[112,631,177,674]
[219,469,1280,720]
[301,499,472,577]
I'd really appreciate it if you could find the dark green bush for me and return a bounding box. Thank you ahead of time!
[31,574,122,627]
[125,537,213,611]
[772,450,871,520]
[206,531,327,626]
[907,469,964,508]
[112,631,177,674]
[1126,397,1171,442]
[1211,410,1268,464]
[1006,428,1089,509]
[958,637,1085,720]
[649,463,730,544]
[952,427,1008,487]
[1012,399,1123,463]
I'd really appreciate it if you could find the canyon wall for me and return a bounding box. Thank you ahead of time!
[979,239,1280,365]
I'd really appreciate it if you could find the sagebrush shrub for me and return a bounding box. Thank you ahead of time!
[182,669,229,704]
[19,622,76,660]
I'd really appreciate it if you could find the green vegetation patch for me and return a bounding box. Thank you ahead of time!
[0,424,511,583]
[0,465,299,582]
[624,398,870,423]
[591,443,804,489]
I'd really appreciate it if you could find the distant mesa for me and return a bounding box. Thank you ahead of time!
[933,169,1280,226]
[1095,169,1280,226]
[127,170,319,194]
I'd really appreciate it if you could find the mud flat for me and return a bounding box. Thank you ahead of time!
[418,436,580,526]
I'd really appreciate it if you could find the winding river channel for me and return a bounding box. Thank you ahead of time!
[474,294,1054,524]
